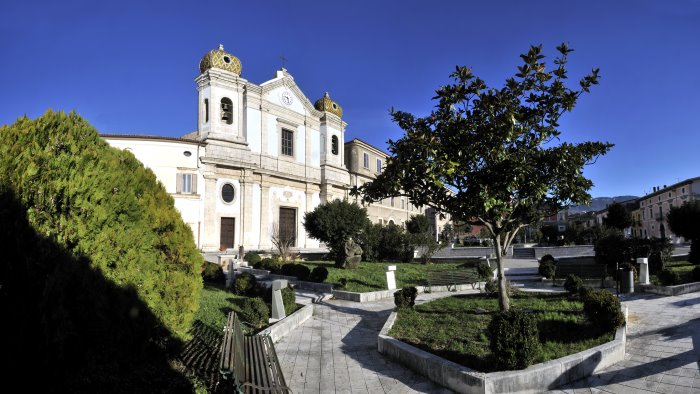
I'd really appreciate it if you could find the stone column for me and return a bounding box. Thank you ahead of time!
[202,174,218,251]
[259,184,270,250]
[637,257,650,285]
[240,175,255,250]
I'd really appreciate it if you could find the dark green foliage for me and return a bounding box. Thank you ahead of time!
[648,238,673,274]
[484,280,499,296]
[668,201,700,264]
[294,264,311,281]
[394,286,418,309]
[337,278,348,289]
[594,228,626,273]
[240,297,269,329]
[476,262,493,281]
[244,252,262,265]
[0,111,202,338]
[282,286,296,315]
[539,225,560,245]
[692,266,700,282]
[603,203,632,230]
[440,223,456,243]
[202,262,225,283]
[232,272,257,296]
[406,214,430,234]
[378,223,414,262]
[564,274,584,295]
[488,310,541,370]
[582,290,625,333]
[310,266,329,283]
[540,254,555,264]
[254,257,282,274]
[356,221,382,261]
[658,268,680,286]
[280,263,296,277]
[303,199,369,266]
[538,261,556,279]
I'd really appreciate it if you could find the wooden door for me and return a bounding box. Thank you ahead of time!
[220,217,235,251]
[279,208,296,246]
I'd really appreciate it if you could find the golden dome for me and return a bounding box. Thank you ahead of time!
[199,44,242,75]
[314,92,343,117]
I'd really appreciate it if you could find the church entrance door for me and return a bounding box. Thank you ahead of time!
[220,217,235,251]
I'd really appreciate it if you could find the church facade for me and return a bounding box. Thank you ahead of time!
[104,45,447,253]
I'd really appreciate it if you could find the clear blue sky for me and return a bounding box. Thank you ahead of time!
[2,0,699,198]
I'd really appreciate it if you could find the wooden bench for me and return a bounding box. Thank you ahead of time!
[554,263,607,288]
[219,312,291,394]
[424,268,481,292]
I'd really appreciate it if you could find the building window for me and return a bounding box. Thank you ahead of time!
[331,135,339,155]
[221,98,233,125]
[281,128,294,156]
[376,159,382,173]
[176,173,197,194]
[204,99,209,123]
[221,183,235,203]
[401,199,405,209]
[363,153,369,168]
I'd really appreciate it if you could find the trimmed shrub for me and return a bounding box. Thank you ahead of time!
[254,257,282,274]
[538,261,556,279]
[294,264,311,281]
[244,252,262,265]
[658,268,680,286]
[563,274,584,295]
[240,297,269,329]
[488,309,541,370]
[394,286,418,309]
[309,266,329,283]
[582,290,625,333]
[280,263,296,277]
[693,266,700,282]
[476,261,493,281]
[540,254,555,264]
[202,262,225,283]
[232,272,257,296]
[282,286,297,315]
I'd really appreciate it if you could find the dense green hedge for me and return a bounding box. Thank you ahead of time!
[0,111,203,338]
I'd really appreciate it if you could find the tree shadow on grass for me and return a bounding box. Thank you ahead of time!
[179,320,224,393]
[0,189,192,393]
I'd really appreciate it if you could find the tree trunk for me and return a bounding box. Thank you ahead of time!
[493,234,510,311]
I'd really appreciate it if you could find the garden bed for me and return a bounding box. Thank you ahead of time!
[650,261,696,285]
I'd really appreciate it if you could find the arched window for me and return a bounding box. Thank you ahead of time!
[331,135,339,155]
[204,98,209,123]
[221,97,233,125]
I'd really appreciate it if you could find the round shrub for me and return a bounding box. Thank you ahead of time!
[244,252,262,265]
[658,268,680,286]
[476,261,493,281]
[538,261,556,279]
[202,262,225,283]
[309,266,329,283]
[488,309,541,370]
[540,254,555,264]
[563,274,584,295]
[232,272,257,296]
[280,263,296,277]
[484,279,499,296]
[294,264,311,281]
[254,257,282,274]
[582,290,625,333]
[240,297,269,329]
[394,286,418,309]
[282,286,297,315]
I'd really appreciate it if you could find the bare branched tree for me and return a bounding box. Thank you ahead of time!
[271,222,296,262]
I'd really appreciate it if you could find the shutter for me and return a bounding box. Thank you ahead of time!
[176,173,182,194]
[192,175,197,194]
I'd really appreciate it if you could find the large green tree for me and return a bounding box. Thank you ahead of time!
[603,202,632,230]
[303,199,369,267]
[667,200,700,264]
[354,44,612,311]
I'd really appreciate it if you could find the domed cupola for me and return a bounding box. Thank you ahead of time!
[314,92,343,117]
[199,44,242,75]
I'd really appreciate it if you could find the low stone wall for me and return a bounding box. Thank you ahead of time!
[237,268,335,293]
[256,303,313,343]
[378,304,627,394]
[533,246,594,259]
[435,246,504,258]
[332,283,485,303]
[639,282,700,296]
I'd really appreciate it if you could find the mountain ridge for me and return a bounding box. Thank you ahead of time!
[568,195,638,214]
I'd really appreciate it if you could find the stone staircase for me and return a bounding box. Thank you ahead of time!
[512,247,536,259]
[505,266,541,287]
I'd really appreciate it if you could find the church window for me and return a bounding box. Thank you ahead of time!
[221,97,233,125]
[176,173,197,194]
[221,183,235,203]
[331,135,339,155]
[204,99,209,123]
[281,128,294,156]
[363,153,369,168]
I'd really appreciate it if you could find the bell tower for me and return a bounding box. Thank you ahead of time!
[195,44,246,143]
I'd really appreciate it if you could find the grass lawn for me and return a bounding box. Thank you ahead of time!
[299,261,470,292]
[651,260,696,285]
[388,292,613,372]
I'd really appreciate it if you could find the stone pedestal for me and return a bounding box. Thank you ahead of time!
[638,257,650,285]
[386,265,397,290]
[271,279,289,320]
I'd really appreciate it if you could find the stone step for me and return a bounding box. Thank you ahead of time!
[506,275,542,282]
[512,247,536,259]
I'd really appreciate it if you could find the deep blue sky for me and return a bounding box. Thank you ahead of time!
[2,0,699,198]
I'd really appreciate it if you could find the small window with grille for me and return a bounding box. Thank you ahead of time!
[331,135,339,155]
[281,128,294,156]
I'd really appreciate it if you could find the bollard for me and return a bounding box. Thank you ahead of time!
[637,257,650,285]
[271,279,288,320]
[386,265,397,290]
